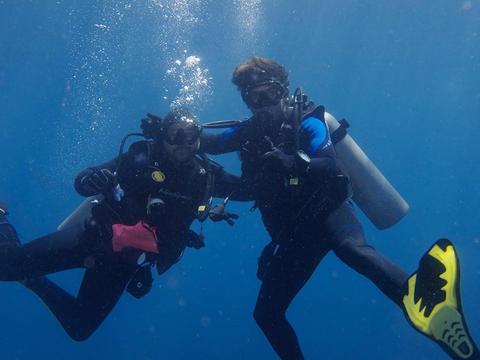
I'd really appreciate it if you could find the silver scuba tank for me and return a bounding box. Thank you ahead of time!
[324,112,409,229]
[57,195,102,231]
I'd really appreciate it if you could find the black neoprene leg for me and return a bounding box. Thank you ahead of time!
[0,225,93,280]
[0,212,19,246]
[326,201,408,305]
[27,259,135,341]
[0,217,136,340]
[254,234,329,360]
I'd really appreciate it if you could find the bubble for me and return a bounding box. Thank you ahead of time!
[55,1,137,174]
[200,315,212,328]
[166,274,180,289]
[149,0,213,111]
[233,0,262,33]
[231,0,265,55]
[462,1,473,11]
[166,53,213,111]
[148,325,157,333]
[54,0,213,176]
[185,55,200,67]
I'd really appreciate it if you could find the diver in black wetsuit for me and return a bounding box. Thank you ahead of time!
[197,57,479,360]
[0,108,244,341]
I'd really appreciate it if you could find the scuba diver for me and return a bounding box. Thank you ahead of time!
[192,56,479,360]
[0,108,244,341]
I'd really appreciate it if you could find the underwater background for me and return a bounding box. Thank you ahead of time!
[0,1,479,359]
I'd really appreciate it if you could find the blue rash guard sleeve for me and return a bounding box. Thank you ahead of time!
[300,116,338,177]
[200,122,248,155]
[301,116,330,157]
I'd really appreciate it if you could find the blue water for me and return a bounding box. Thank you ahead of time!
[1,1,479,359]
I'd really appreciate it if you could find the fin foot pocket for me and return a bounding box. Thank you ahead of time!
[402,239,479,359]
[430,305,474,358]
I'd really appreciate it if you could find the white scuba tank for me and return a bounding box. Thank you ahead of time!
[324,112,409,229]
[57,195,102,231]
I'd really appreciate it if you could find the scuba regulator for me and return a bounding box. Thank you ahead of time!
[280,87,312,186]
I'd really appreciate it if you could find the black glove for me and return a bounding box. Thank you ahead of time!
[208,203,239,226]
[79,168,115,195]
[261,137,310,175]
[187,229,205,249]
[262,146,295,173]
[141,113,163,139]
[262,136,295,173]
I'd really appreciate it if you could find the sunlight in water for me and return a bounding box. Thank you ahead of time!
[60,0,213,168]
[166,54,212,110]
[150,0,212,111]
[232,0,265,56]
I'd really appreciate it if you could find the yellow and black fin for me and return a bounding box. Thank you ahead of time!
[402,239,479,359]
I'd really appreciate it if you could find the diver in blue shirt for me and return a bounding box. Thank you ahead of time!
[197,57,479,360]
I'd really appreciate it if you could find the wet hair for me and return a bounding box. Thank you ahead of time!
[231,56,289,91]
[163,107,199,128]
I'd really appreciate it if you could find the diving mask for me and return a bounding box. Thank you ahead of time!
[241,80,287,109]
[164,122,201,146]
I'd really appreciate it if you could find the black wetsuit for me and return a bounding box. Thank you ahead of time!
[0,140,244,341]
[201,106,409,360]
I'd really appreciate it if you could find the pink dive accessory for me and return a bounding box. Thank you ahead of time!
[111,221,159,254]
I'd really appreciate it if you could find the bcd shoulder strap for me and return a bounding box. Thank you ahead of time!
[196,154,216,222]
[330,119,350,145]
